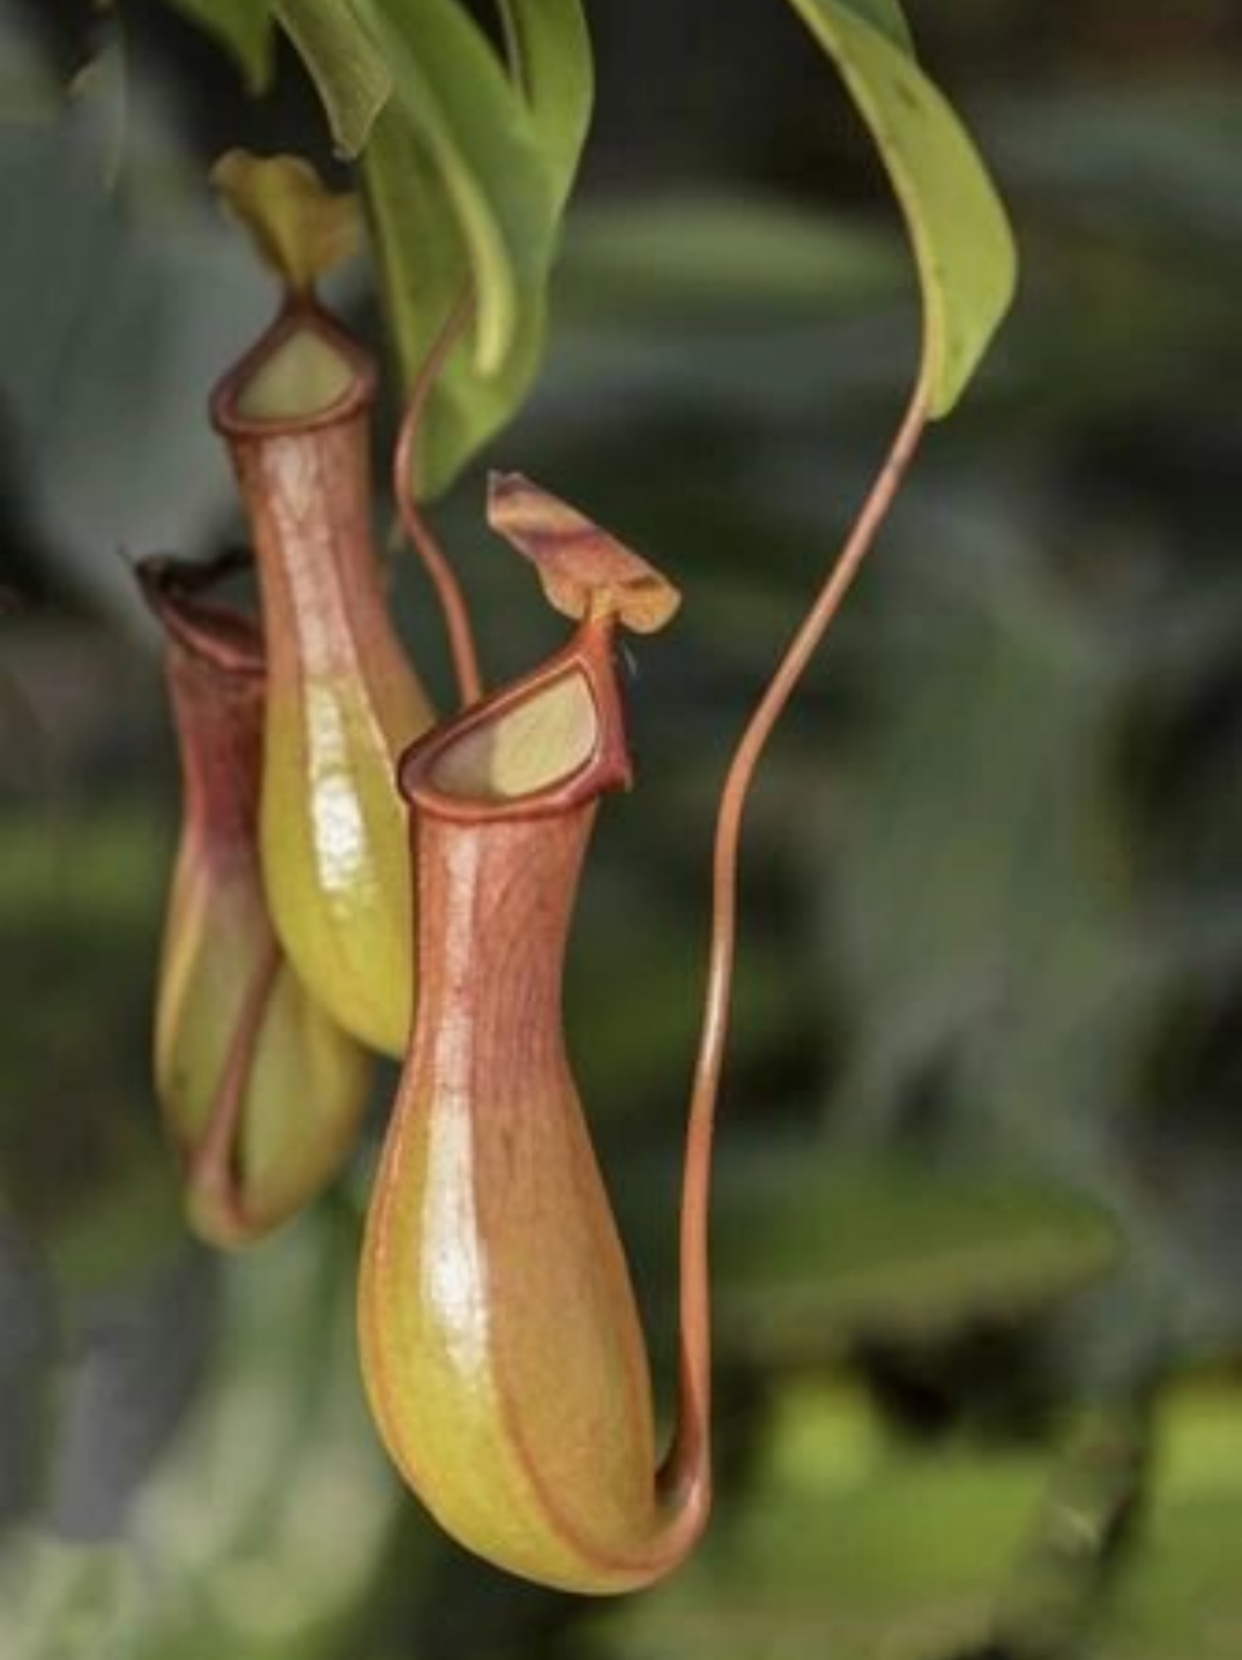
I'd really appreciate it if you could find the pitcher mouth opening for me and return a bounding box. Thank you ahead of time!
[137,551,264,678]
[427,666,600,804]
[210,304,376,436]
[398,622,633,825]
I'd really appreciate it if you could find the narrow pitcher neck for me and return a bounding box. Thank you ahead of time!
[168,652,264,850]
[210,304,400,687]
[139,554,265,851]
[398,616,633,1067]
[414,806,598,1072]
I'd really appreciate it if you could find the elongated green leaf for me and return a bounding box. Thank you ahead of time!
[360,0,542,376]
[355,0,578,497]
[495,0,594,215]
[833,0,915,54]
[713,1153,1119,1354]
[282,0,589,495]
[362,104,534,495]
[162,0,274,93]
[784,0,1016,413]
[275,0,392,156]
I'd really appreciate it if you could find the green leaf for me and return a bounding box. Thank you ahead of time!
[1094,1387,1242,1660]
[274,0,392,156]
[783,0,1016,413]
[161,0,274,94]
[66,37,127,192]
[2,1217,405,1659]
[994,1406,1149,1656]
[0,1536,144,1660]
[361,0,539,376]
[712,1152,1120,1355]
[355,0,572,496]
[494,0,594,215]
[362,110,482,474]
[593,1383,1051,1660]
[133,1218,405,1650]
[832,0,915,54]
[283,0,591,495]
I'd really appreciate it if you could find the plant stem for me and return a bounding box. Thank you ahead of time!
[668,383,930,1490]
[393,295,484,708]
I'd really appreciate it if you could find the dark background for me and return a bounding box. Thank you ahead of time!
[2,3,1242,1656]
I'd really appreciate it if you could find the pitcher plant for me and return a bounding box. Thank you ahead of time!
[139,0,1018,1599]
[211,301,436,1057]
[359,480,703,1590]
[140,552,371,1246]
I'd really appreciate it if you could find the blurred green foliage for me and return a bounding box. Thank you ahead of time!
[3,1,1242,1657]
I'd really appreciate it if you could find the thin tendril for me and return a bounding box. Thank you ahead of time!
[393,295,484,708]
[668,383,931,1495]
